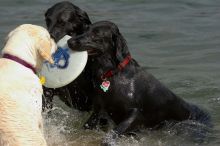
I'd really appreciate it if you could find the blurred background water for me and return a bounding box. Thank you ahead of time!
[0,0,220,145]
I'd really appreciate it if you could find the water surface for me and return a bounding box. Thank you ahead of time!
[0,0,220,145]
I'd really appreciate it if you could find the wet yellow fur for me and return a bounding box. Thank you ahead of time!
[0,24,56,146]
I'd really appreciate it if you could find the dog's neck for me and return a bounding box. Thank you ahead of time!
[88,54,133,81]
[2,53,37,74]
[101,54,132,79]
[2,32,44,72]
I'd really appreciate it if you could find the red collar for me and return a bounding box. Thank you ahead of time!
[3,53,36,74]
[101,54,132,79]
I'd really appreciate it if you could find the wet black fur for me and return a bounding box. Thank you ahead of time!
[67,21,211,145]
[43,1,93,112]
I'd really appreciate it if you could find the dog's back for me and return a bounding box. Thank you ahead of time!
[0,24,56,146]
[0,58,46,146]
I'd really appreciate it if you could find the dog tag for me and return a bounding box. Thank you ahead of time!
[39,76,46,85]
[100,80,110,92]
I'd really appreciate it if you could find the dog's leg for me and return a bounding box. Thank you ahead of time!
[57,87,74,107]
[42,87,55,111]
[83,112,100,129]
[42,86,73,111]
[102,108,140,146]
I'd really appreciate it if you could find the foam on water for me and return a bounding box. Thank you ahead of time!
[42,97,212,146]
[42,96,104,146]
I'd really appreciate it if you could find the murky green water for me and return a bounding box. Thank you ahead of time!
[1,0,220,145]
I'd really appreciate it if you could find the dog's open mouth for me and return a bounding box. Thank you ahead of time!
[87,49,99,56]
[83,45,100,56]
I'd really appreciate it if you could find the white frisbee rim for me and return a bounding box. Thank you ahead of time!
[40,35,88,88]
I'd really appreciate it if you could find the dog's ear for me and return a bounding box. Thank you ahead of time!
[6,29,16,40]
[112,27,130,62]
[38,38,56,64]
[5,26,20,43]
[44,10,48,18]
[76,10,92,30]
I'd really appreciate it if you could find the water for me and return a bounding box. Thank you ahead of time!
[0,0,220,145]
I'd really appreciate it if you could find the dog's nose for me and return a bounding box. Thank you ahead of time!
[67,38,80,49]
[67,39,75,48]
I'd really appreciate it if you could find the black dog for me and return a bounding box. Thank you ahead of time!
[45,1,91,42]
[43,1,93,111]
[67,21,211,144]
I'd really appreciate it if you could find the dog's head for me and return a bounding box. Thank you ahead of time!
[3,24,56,70]
[45,1,91,42]
[68,21,130,66]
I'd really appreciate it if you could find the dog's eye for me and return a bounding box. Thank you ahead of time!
[68,31,74,36]
[93,38,101,43]
[92,36,99,42]
[91,35,95,39]
[58,20,65,26]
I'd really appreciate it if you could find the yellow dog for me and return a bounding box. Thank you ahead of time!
[0,24,56,146]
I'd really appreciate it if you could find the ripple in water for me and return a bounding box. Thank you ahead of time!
[42,96,104,146]
[42,97,212,146]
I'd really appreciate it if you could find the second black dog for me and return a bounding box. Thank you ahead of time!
[67,21,211,144]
